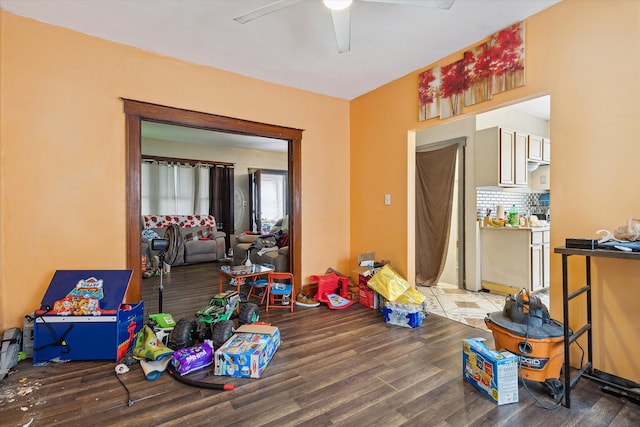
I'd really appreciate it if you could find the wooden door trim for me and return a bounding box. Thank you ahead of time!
[123,99,303,300]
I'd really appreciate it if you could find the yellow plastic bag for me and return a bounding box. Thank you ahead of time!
[395,286,426,305]
[365,264,410,302]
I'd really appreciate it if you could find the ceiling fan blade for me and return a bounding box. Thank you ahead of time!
[234,0,302,24]
[330,8,351,53]
[361,0,455,9]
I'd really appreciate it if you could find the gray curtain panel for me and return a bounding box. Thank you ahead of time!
[209,164,235,250]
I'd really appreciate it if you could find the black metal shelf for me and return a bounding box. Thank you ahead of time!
[554,246,640,408]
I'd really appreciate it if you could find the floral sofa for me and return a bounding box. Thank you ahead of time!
[141,215,226,267]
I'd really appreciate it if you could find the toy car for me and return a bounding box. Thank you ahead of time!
[169,290,259,350]
[146,312,177,346]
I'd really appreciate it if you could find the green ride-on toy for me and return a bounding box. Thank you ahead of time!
[168,290,259,350]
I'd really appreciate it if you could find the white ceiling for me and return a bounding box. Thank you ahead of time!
[504,95,550,120]
[0,0,561,100]
[3,0,553,150]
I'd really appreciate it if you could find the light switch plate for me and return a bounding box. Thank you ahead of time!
[384,194,391,205]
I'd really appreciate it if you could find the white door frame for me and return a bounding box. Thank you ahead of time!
[408,116,482,291]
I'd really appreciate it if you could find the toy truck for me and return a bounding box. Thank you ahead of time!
[169,290,259,350]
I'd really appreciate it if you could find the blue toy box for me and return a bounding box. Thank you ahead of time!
[214,325,280,378]
[462,337,519,405]
[33,270,143,364]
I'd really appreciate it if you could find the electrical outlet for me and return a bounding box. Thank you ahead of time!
[384,194,391,205]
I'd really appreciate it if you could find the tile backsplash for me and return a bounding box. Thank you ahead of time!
[477,190,548,219]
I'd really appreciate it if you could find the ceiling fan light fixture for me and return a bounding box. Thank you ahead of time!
[323,0,353,11]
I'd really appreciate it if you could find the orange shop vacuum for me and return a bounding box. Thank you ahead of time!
[485,289,565,399]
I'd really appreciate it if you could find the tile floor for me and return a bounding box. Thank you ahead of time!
[418,282,550,331]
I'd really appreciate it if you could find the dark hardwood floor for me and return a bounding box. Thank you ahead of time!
[2,263,639,426]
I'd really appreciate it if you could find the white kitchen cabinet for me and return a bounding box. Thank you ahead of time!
[542,138,551,163]
[499,128,515,185]
[532,230,551,290]
[528,134,543,161]
[481,227,550,293]
[514,131,528,186]
[476,126,528,188]
[528,134,551,165]
[531,244,543,291]
[531,231,544,291]
[542,230,550,287]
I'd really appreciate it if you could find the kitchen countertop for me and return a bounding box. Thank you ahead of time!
[481,224,550,231]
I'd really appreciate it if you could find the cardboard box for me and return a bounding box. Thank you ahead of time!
[358,281,378,309]
[214,325,280,378]
[353,252,377,276]
[33,270,143,364]
[462,338,519,405]
[352,252,390,277]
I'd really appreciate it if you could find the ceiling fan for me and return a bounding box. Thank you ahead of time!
[234,0,456,54]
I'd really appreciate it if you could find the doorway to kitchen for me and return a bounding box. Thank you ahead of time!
[415,138,465,288]
[412,95,551,301]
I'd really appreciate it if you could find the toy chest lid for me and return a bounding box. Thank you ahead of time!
[39,270,133,313]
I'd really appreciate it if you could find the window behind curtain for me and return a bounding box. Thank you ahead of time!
[260,173,286,226]
[141,161,209,215]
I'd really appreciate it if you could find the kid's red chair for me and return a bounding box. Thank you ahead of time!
[311,272,349,304]
[266,272,295,313]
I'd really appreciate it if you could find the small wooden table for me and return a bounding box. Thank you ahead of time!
[218,264,274,295]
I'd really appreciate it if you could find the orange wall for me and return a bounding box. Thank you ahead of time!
[0,11,350,330]
[351,0,640,381]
